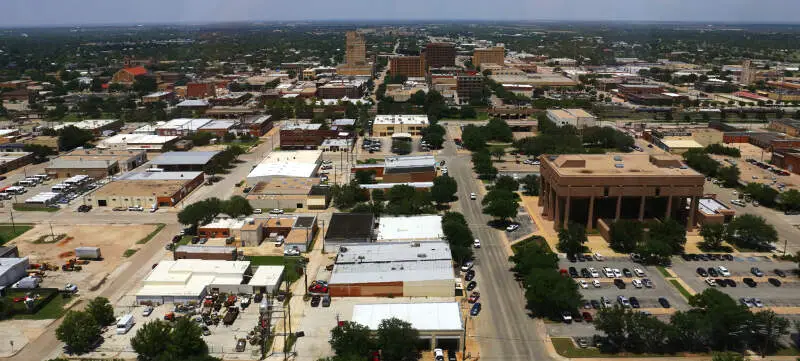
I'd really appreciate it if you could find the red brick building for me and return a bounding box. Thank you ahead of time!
[279,123,349,149]
[389,55,426,77]
[186,82,216,98]
[111,66,148,85]
[423,43,456,68]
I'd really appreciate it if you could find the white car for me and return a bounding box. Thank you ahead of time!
[506,224,520,232]
[473,239,481,248]
[142,306,153,317]
[253,208,263,214]
[631,279,643,288]
[705,278,717,287]
[592,279,601,288]
[579,280,588,289]
[603,267,614,278]
[592,252,604,261]
[717,266,731,277]
[64,283,78,293]
[270,208,284,214]
[753,298,764,308]
[633,268,645,277]
[461,261,474,272]
[284,248,300,256]
[470,192,477,200]
[588,267,600,278]
[613,268,623,278]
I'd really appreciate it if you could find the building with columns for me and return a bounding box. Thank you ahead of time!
[539,154,705,231]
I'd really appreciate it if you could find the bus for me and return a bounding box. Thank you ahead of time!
[33,174,50,182]
[17,180,36,187]
[6,186,27,194]
[51,184,71,193]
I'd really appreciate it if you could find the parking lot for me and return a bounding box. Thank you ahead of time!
[670,255,799,308]
[356,136,434,161]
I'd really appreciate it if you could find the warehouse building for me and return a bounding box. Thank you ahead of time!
[329,241,455,297]
[383,155,437,183]
[136,259,251,304]
[0,257,29,287]
[98,134,179,153]
[0,152,34,174]
[86,171,204,208]
[351,302,463,350]
[372,115,429,136]
[56,149,147,173]
[376,215,443,242]
[546,108,597,129]
[246,177,329,211]
[156,118,214,136]
[249,266,285,294]
[174,245,238,261]
[323,213,376,252]
[149,151,221,172]
[246,150,322,185]
[45,159,120,179]
[53,119,123,136]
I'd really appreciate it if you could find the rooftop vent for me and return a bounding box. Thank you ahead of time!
[614,163,624,168]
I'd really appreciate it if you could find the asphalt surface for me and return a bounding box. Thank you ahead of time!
[438,131,552,361]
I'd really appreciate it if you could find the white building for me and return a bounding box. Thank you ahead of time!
[376,215,443,242]
[136,260,251,304]
[372,114,429,136]
[156,118,214,136]
[351,302,464,350]
[0,257,29,287]
[249,266,285,294]
[98,134,178,152]
[546,109,597,129]
[246,150,322,185]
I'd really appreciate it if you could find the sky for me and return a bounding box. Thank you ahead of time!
[0,0,798,27]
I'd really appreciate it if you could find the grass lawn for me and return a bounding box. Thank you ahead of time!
[283,333,298,352]
[656,266,672,278]
[178,235,194,246]
[123,249,137,257]
[0,223,33,245]
[551,338,686,358]
[248,255,304,283]
[511,235,551,254]
[12,204,59,212]
[5,291,73,320]
[137,223,166,244]
[669,279,694,300]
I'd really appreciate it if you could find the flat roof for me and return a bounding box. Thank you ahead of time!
[384,155,436,170]
[47,159,116,169]
[352,302,462,331]
[0,257,28,275]
[177,100,209,107]
[59,149,145,162]
[150,151,220,166]
[358,182,433,190]
[373,114,429,125]
[157,118,213,131]
[100,133,178,145]
[247,150,322,179]
[93,178,195,198]
[118,171,202,181]
[176,245,236,254]
[544,154,702,177]
[0,152,32,162]
[326,213,374,240]
[336,241,451,264]
[249,177,320,196]
[199,120,236,130]
[244,115,273,125]
[53,119,118,131]
[377,215,443,242]
[200,217,246,231]
[249,265,284,287]
[661,139,704,149]
[283,123,322,130]
[331,259,455,284]
[699,198,732,215]
[137,260,249,297]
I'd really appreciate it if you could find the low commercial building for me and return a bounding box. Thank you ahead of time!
[53,119,123,136]
[372,115,429,137]
[768,118,800,137]
[329,241,455,297]
[384,155,437,183]
[285,215,318,252]
[85,171,204,208]
[198,217,247,239]
[174,245,238,261]
[249,266,285,294]
[135,260,251,304]
[56,149,147,172]
[45,159,119,179]
[156,118,214,136]
[546,109,597,129]
[539,154,705,231]
[0,257,30,287]
[279,123,349,149]
[241,115,274,137]
[198,120,236,137]
[142,91,174,104]
[246,177,328,211]
[697,197,735,225]
[771,148,800,174]
[317,79,365,99]
[323,213,375,252]
[0,152,34,174]
[246,150,322,185]
[376,215,443,242]
[98,134,179,152]
[149,151,221,172]
[351,302,463,350]
[656,138,705,154]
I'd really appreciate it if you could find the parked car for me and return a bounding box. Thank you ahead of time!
[470,192,477,200]
[461,261,474,272]
[753,298,764,308]
[642,278,653,288]
[725,279,737,287]
[470,303,482,316]
[465,269,476,281]
[561,311,573,323]
[473,239,481,248]
[590,300,601,309]
[580,268,591,278]
[236,338,246,352]
[768,278,782,287]
[322,295,331,307]
[633,268,645,277]
[579,280,589,289]
[658,297,671,308]
[576,337,590,348]
[631,279,643,288]
[617,296,631,308]
[270,209,285,214]
[592,252,604,261]
[142,306,153,317]
[715,278,727,287]
[310,295,321,307]
[622,268,632,277]
[774,269,787,277]
[743,278,757,287]
[128,205,144,211]
[614,279,626,289]
[592,279,601,288]
[717,266,731,277]
[705,278,717,287]
[253,208,262,214]
[506,224,520,232]
[629,297,640,308]
[568,267,578,278]
[588,267,600,278]
[707,268,719,277]
[77,204,92,212]
[740,298,755,308]
[751,267,764,277]
[601,296,612,308]
[468,291,481,303]
[582,312,594,322]
[467,281,477,291]
[696,267,708,277]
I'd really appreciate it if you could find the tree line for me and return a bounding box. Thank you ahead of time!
[177,196,254,232]
[514,116,634,157]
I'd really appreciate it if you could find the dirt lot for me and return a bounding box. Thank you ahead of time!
[10,224,158,293]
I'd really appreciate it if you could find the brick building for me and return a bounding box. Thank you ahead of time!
[186,82,216,98]
[473,47,505,67]
[111,66,148,85]
[279,123,348,150]
[423,43,456,68]
[456,75,483,104]
[389,56,426,78]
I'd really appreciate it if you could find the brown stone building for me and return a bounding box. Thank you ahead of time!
[539,154,705,231]
[383,155,437,183]
[423,43,456,68]
[279,123,349,149]
[473,47,505,67]
[110,66,148,85]
[389,56,426,78]
[456,75,483,104]
[186,82,216,98]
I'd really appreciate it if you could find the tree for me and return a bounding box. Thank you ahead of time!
[510,241,558,274]
[85,297,115,326]
[484,118,514,142]
[777,188,800,211]
[354,170,376,184]
[420,124,445,149]
[177,198,222,231]
[743,182,778,207]
[490,147,505,161]
[58,125,94,151]
[441,212,474,264]
[133,76,158,94]
[376,318,419,361]
[725,214,778,250]
[331,181,369,210]
[748,310,790,356]
[482,192,518,221]
[471,149,497,179]
[493,175,519,192]
[557,222,588,256]
[23,143,57,163]
[330,321,375,359]
[647,218,686,255]
[711,352,745,361]
[371,189,385,202]
[430,176,458,205]
[56,311,100,354]
[131,320,172,361]
[716,165,740,188]
[222,196,254,218]
[699,223,726,250]
[461,124,486,150]
[524,268,582,318]
[166,317,209,359]
[520,174,540,196]
[609,220,643,253]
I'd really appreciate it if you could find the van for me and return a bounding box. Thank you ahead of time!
[33,174,49,181]
[18,180,35,187]
[116,314,135,334]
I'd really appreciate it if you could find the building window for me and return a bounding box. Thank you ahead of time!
[655,187,661,197]
[603,187,609,197]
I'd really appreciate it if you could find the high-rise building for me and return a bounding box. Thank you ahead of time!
[389,55,427,78]
[473,47,505,68]
[740,59,755,86]
[337,31,373,76]
[456,75,484,104]
[423,43,456,68]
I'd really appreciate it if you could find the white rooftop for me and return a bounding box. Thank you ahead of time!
[373,114,429,125]
[177,99,210,107]
[352,302,463,331]
[248,265,285,287]
[157,118,213,131]
[200,217,246,231]
[247,150,322,180]
[100,133,178,145]
[137,260,250,297]
[377,215,443,241]
[331,259,454,284]
[53,119,118,131]
[117,171,202,181]
[699,198,731,215]
[384,155,437,170]
[336,241,452,264]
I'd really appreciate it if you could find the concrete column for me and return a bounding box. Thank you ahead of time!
[538,177,545,207]
[666,196,673,219]
[554,195,561,228]
[563,195,571,229]
[615,195,622,221]
[542,181,550,217]
[587,196,595,230]
[638,196,646,221]
[548,185,556,221]
[687,196,697,230]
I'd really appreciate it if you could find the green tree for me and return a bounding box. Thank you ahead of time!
[647,218,686,254]
[777,188,800,211]
[520,174,540,196]
[331,181,369,209]
[222,196,254,218]
[699,223,726,250]
[56,311,101,354]
[329,321,374,359]
[510,240,559,274]
[482,191,518,221]
[166,317,209,359]
[490,147,505,161]
[484,118,513,142]
[441,212,474,264]
[716,165,740,188]
[132,76,158,94]
[461,124,486,150]
[471,149,497,179]
[609,220,643,253]
[371,189,385,202]
[354,170,376,184]
[557,222,588,256]
[376,318,420,361]
[743,182,778,207]
[409,90,426,106]
[85,297,115,326]
[420,124,445,149]
[131,320,172,361]
[493,175,519,192]
[58,125,95,151]
[177,198,222,230]
[748,310,790,356]
[23,143,57,163]
[725,214,778,250]
[524,268,582,318]
[711,352,745,361]
[430,175,458,205]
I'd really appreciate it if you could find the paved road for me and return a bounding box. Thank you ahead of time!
[439,134,553,361]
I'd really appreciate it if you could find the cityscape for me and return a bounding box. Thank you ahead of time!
[0,6,799,361]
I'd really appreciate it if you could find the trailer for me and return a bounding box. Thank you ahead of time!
[75,247,101,260]
[223,306,239,325]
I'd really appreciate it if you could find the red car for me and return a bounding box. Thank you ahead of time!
[468,291,480,303]
[582,312,593,322]
[308,284,329,293]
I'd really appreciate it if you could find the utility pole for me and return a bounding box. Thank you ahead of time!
[461,300,469,360]
[783,239,788,257]
[9,207,15,233]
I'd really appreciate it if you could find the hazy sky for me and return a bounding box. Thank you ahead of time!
[0,0,798,27]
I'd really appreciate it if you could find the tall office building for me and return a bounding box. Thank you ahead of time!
[740,59,755,86]
[473,47,505,68]
[337,31,373,76]
[424,43,456,68]
[389,55,426,77]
